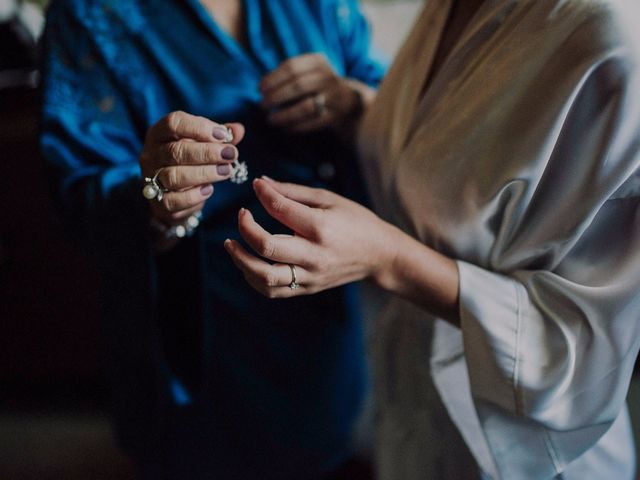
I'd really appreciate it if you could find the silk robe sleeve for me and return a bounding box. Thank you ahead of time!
[457,41,640,478]
[40,4,149,253]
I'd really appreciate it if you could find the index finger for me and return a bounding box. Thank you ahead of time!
[149,111,238,143]
[252,178,319,238]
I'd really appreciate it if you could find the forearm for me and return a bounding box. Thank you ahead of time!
[374,224,461,326]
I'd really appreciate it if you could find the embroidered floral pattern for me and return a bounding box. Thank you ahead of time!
[44,0,151,126]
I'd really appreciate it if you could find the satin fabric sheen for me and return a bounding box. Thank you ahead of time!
[359,1,640,478]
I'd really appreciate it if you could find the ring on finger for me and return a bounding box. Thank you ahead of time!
[313,93,327,117]
[288,264,300,290]
[142,167,169,201]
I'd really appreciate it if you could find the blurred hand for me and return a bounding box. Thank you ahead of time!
[260,53,367,134]
[139,111,245,226]
[224,177,400,298]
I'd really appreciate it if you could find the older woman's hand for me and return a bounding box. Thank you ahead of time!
[139,111,245,227]
[260,53,374,134]
[223,177,400,297]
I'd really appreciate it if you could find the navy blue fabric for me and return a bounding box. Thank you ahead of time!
[41,0,386,478]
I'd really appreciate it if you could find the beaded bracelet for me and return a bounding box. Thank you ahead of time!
[150,211,202,240]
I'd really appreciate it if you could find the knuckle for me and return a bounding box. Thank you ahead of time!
[210,144,223,163]
[165,168,179,189]
[316,188,332,204]
[269,197,285,215]
[198,165,209,183]
[194,115,210,136]
[186,188,200,205]
[162,194,180,213]
[165,111,184,133]
[167,141,184,164]
[311,214,328,241]
[162,195,176,213]
[257,238,276,258]
[259,270,278,288]
[191,144,206,164]
[305,253,321,271]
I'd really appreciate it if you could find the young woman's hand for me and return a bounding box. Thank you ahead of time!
[225,176,460,323]
[224,176,401,298]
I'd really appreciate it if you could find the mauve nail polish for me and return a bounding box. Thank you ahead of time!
[221,146,236,160]
[212,128,228,140]
[200,184,213,196]
[217,164,231,175]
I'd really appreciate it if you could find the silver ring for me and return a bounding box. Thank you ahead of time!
[288,264,300,290]
[313,93,327,117]
[142,168,168,201]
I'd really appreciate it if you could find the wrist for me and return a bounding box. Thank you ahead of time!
[336,79,374,133]
[149,211,202,253]
[372,227,461,323]
[370,222,405,292]
[344,79,364,120]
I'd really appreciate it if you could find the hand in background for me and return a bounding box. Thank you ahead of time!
[139,111,245,227]
[260,53,375,134]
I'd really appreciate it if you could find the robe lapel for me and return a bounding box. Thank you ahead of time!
[377,0,453,159]
[405,0,518,149]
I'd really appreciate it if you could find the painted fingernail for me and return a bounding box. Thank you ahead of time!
[212,127,228,140]
[217,164,231,175]
[200,184,213,196]
[221,146,236,160]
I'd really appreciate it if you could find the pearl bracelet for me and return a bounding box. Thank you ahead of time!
[150,211,202,240]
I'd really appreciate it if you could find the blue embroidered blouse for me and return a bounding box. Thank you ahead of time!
[41,0,386,478]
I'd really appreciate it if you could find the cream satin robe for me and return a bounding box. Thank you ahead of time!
[359,0,640,478]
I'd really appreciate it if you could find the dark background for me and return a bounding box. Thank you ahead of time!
[0,7,137,478]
